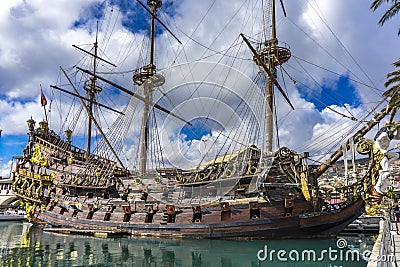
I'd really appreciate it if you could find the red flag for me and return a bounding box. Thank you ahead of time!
[41,90,47,107]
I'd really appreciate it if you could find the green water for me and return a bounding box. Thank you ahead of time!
[0,222,373,267]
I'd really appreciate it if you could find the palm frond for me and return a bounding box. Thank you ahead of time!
[371,0,390,11]
[383,59,400,108]
[385,87,400,109]
[393,59,400,67]
[378,3,400,25]
[383,85,400,98]
[386,69,400,80]
[385,77,400,88]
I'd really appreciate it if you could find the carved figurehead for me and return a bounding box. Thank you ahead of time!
[373,126,399,195]
[362,123,400,215]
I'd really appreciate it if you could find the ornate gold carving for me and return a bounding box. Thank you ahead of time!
[25,202,37,222]
[356,138,388,215]
[365,201,381,216]
[371,146,385,186]
[356,138,374,155]
[300,172,310,201]
[363,188,384,216]
[387,187,396,199]
[67,153,74,165]
[30,145,48,167]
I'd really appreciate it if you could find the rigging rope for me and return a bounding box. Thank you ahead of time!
[305,0,379,92]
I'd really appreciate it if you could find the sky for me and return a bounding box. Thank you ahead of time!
[0,0,399,176]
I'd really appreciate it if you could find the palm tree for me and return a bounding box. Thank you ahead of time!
[371,0,400,35]
[383,59,400,122]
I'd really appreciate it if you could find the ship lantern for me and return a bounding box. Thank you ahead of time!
[27,117,36,132]
[147,0,162,9]
[39,121,49,131]
[64,129,72,143]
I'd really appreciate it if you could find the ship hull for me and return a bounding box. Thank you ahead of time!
[30,199,364,239]
[10,120,369,240]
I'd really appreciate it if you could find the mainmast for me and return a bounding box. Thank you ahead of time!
[255,0,291,153]
[133,0,163,176]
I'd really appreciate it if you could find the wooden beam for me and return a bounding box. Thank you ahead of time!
[60,67,126,169]
[50,85,124,115]
[72,45,117,67]
[76,67,192,126]
[241,33,294,110]
[136,0,182,44]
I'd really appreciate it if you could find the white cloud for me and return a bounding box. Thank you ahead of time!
[0,160,12,178]
[0,0,398,174]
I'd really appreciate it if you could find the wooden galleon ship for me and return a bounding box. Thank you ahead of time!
[10,0,400,239]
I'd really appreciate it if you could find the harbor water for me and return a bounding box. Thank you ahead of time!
[0,221,374,267]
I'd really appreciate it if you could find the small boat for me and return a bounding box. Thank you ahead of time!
[0,209,26,222]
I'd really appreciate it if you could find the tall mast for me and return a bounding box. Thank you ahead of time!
[255,0,291,153]
[265,0,276,153]
[85,22,101,158]
[133,0,162,176]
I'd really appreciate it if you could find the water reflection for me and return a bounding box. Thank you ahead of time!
[0,222,372,267]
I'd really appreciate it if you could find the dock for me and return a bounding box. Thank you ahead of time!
[342,215,381,233]
[368,218,399,266]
